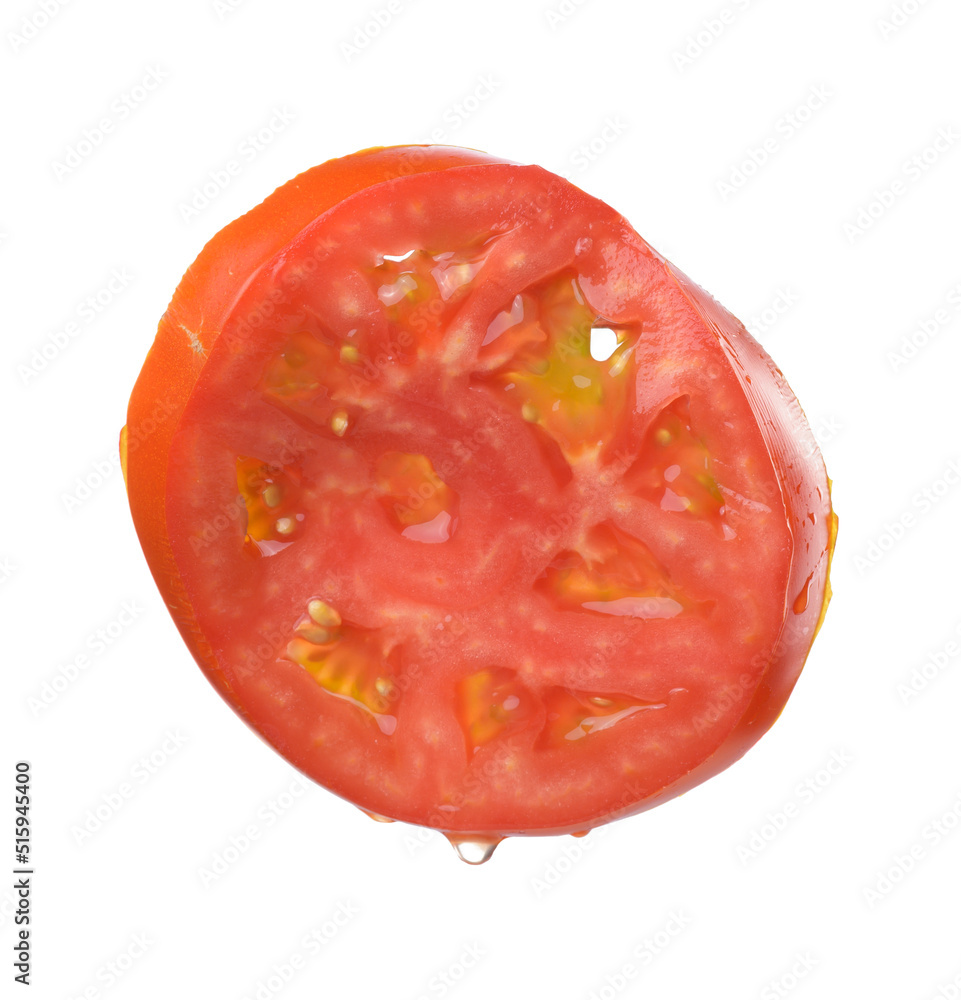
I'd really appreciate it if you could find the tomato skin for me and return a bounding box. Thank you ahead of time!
[124,145,835,840]
[601,263,837,821]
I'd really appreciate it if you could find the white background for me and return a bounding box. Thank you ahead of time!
[3,0,961,997]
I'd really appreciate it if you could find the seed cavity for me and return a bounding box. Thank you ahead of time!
[375,452,459,543]
[534,521,688,619]
[457,667,535,755]
[259,331,362,436]
[235,457,302,557]
[473,273,638,464]
[627,395,728,534]
[285,605,400,734]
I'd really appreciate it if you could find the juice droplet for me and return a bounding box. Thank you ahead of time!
[445,835,503,865]
[539,687,667,746]
[792,572,815,614]
[570,829,592,838]
[359,809,395,824]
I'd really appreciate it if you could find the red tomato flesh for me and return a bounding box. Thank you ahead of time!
[124,147,835,853]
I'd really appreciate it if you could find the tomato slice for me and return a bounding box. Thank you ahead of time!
[123,145,835,859]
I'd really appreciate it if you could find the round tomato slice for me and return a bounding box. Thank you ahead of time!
[123,145,835,859]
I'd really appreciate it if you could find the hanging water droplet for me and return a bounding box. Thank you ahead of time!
[446,835,502,865]
[359,808,395,824]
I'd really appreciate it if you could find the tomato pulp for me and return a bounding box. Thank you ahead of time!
[123,145,835,860]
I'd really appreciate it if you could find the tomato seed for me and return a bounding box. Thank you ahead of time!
[330,410,349,437]
[308,600,342,627]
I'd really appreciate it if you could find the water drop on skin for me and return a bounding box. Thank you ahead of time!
[792,572,815,614]
[445,835,503,865]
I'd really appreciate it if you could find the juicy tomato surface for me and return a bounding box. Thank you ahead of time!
[123,145,836,854]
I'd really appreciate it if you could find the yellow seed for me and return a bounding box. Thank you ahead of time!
[340,344,360,364]
[331,410,349,437]
[296,625,334,645]
[275,517,295,535]
[262,485,281,508]
[521,402,539,423]
[308,599,342,627]
[590,696,614,707]
[655,429,673,446]
[609,352,629,377]
[375,677,396,698]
